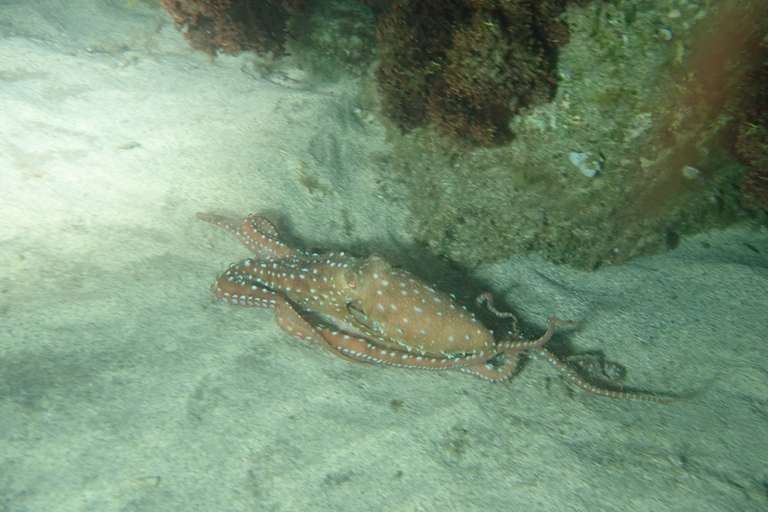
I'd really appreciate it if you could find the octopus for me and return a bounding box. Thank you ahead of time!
[198,212,670,403]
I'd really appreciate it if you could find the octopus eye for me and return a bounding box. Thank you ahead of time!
[347,279,357,289]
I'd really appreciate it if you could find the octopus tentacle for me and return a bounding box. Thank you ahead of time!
[273,305,366,365]
[212,266,278,309]
[210,269,365,365]
[476,292,515,319]
[498,316,573,352]
[458,317,569,383]
[531,348,673,403]
[461,316,571,382]
[458,353,520,382]
[566,354,627,384]
[317,327,495,371]
[197,212,301,260]
[457,317,566,382]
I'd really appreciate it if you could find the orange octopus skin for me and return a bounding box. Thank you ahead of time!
[198,212,672,403]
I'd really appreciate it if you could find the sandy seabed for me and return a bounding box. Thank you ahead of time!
[1,1,767,511]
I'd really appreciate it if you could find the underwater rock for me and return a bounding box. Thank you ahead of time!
[160,0,304,56]
[382,0,764,269]
[375,0,570,147]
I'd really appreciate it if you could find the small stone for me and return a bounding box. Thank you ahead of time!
[682,165,701,179]
[569,151,601,178]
